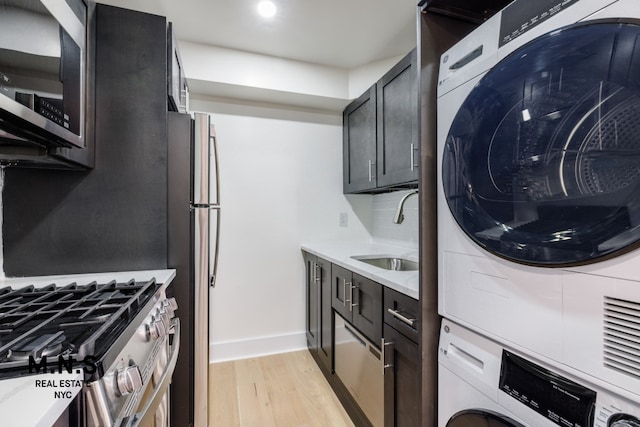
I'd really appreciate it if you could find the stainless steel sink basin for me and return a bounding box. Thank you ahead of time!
[351,256,418,271]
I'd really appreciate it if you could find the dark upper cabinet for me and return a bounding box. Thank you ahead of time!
[376,49,418,188]
[304,252,332,373]
[331,264,383,346]
[344,49,418,194]
[343,86,377,193]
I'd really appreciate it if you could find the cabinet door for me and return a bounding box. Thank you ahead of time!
[376,49,418,188]
[383,324,421,427]
[343,86,377,193]
[317,258,332,373]
[352,274,383,346]
[331,264,353,321]
[304,253,319,352]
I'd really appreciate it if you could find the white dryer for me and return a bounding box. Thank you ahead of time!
[438,319,640,427]
[437,0,640,409]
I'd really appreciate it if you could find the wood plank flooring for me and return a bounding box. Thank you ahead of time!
[209,350,354,427]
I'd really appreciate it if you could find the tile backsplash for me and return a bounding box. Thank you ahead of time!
[371,190,419,249]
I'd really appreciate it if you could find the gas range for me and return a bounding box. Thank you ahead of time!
[0,270,178,426]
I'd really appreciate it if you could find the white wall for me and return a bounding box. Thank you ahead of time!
[189,96,372,362]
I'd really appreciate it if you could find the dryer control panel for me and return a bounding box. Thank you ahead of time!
[500,350,596,427]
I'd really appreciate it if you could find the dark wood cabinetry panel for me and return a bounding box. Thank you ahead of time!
[304,252,332,373]
[383,288,420,426]
[332,265,383,346]
[352,273,383,346]
[343,86,377,193]
[383,324,421,427]
[305,252,320,351]
[344,49,419,194]
[331,263,353,321]
[384,287,420,345]
[376,49,419,188]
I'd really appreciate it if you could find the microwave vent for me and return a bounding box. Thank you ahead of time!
[603,296,640,380]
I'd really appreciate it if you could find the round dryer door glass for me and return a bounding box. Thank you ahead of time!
[443,20,640,265]
[447,409,524,427]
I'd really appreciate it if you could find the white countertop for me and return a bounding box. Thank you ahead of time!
[0,269,176,426]
[0,269,176,289]
[301,241,419,299]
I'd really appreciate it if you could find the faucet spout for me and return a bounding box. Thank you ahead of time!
[392,189,419,224]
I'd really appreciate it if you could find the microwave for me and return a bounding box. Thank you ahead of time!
[167,22,188,113]
[0,0,88,159]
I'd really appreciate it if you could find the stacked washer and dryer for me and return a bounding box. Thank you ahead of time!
[436,0,640,426]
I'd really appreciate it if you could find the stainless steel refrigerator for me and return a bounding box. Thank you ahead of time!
[168,111,220,427]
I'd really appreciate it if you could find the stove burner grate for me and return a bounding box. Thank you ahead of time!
[0,278,161,379]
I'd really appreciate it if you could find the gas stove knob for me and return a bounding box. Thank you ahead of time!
[159,299,178,318]
[162,297,178,312]
[116,365,143,395]
[147,317,167,340]
[156,309,172,329]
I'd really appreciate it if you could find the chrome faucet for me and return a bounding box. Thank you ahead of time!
[392,189,419,224]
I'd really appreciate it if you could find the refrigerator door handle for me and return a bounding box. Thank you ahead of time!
[210,124,220,206]
[210,206,220,287]
[192,113,210,206]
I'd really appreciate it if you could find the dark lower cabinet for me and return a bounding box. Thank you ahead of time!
[383,324,421,427]
[308,259,419,427]
[331,264,383,346]
[383,287,421,427]
[304,252,332,373]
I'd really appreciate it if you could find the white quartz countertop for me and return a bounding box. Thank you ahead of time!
[0,269,176,426]
[0,269,176,289]
[301,241,419,299]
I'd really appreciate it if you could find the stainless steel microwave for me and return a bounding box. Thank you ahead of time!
[0,0,87,152]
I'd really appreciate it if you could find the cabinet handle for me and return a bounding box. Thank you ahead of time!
[368,160,376,182]
[410,143,418,171]
[387,308,416,328]
[343,279,350,307]
[314,263,320,283]
[349,284,358,311]
[382,338,394,374]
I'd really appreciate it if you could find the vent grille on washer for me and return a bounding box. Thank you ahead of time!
[603,296,640,380]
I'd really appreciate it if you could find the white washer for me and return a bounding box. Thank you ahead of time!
[437,0,640,410]
[438,319,640,427]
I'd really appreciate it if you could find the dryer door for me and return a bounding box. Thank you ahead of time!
[446,409,524,427]
[442,20,640,266]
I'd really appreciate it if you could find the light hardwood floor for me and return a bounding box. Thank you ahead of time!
[209,350,355,427]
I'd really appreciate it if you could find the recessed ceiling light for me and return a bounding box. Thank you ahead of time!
[257,0,277,18]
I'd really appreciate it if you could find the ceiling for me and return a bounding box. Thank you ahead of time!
[96,0,418,69]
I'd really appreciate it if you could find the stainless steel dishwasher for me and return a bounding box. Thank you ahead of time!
[334,313,384,426]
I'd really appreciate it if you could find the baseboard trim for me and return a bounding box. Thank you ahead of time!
[210,331,307,363]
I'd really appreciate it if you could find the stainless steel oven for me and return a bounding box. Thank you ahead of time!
[0,273,179,426]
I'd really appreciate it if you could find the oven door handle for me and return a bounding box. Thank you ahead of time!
[127,318,181,427]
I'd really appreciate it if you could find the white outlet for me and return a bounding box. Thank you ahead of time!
[339,212,348,227]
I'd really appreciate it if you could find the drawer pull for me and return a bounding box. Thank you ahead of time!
[387,308,416,327]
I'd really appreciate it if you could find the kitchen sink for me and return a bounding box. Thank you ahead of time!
[351,256,419,271]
